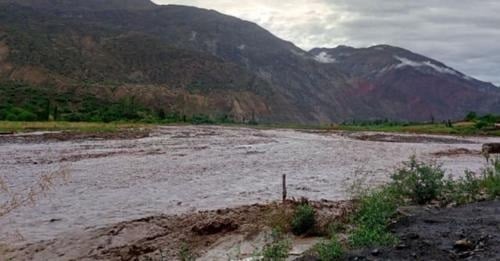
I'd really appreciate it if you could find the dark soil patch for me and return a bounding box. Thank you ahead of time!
[0,129,150,144]
[344,133,477,144]
[346,200,500,260]
[432,148,481,157]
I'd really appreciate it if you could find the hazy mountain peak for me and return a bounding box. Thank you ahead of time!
[0,0,157,10]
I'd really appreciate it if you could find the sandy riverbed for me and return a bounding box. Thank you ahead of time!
[0,126,498,245]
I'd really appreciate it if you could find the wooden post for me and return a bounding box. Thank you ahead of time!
[282,174,287,203]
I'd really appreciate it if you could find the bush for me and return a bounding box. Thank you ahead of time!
[349,188,398,247]
[314,236,344,260]
[291,204,316,235]
[475,120,493,130]
[442,171,482,205]
[465,112,477,121]
[481,158,500,198]
[262,228,290,260]
[391,157,446,204]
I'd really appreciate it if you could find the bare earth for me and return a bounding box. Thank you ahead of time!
[1,126,499,248]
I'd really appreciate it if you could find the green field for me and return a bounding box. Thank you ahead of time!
[0,121,153,133]
[333,121,500,136]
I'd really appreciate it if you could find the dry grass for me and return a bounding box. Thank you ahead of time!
[0,167,70,218]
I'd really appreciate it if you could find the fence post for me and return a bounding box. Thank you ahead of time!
[282,174,287,203]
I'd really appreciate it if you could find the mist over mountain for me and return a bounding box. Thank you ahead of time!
[0,0,499,123]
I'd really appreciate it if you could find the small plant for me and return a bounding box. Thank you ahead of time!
[291,203,316,235]
[313,236,344,260]
[178,243,194,261]
[391,157,445,204]
[261,228,291,261]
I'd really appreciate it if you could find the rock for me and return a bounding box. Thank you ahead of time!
[396,243,409,250]
[457,251,473,258]
[454,239,475,251]
[371,249,380,256]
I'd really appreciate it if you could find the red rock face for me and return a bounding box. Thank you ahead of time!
[311,46,500,122]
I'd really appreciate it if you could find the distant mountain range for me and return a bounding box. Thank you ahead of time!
[0,0,499,123]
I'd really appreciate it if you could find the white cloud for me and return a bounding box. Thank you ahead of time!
[314,52,336,63]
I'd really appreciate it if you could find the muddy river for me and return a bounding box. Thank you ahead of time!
[1,126,498,245]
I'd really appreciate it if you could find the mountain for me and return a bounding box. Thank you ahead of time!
[0,0,499,123]
[0,0,156,10]
[310,45,500,121]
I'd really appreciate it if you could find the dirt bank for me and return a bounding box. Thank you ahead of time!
[340,132,478,144]
[5,200,352,260]
[346,200,500,260]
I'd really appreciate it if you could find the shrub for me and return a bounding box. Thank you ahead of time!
[314,236,344,260]
[391,157,445,204]
[475,120,493,130]
[465,112,477,121]
[349,188,398,247]
[262,228,290,260]
[442,171,482,205]
[481,158,500,198]
[291,204,316,235]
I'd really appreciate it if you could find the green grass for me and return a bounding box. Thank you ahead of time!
[335,122,500,136]
[261,228,291,261]
[0,121,152,133]
[313,236,344,260]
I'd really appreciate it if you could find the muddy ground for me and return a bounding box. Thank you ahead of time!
[344,200,500,261]
[1,126,500,258]
[5,200,353,260]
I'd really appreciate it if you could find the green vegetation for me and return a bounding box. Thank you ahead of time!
[391,157,446,204]
[178,243,195,261]
[313,236,344,260]
[0,121,150,133]
[292,156,500,260]
[337,114,500,136]
[261,228,291,260]
[0,81,237,128]
[349,188,398,247]
[481,158,500,198]
[442,171,482,205]
[291,203,316,235]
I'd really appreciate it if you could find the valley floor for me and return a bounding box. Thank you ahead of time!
[1,125,499,259]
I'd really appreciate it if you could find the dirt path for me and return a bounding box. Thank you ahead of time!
[1,126,498,246]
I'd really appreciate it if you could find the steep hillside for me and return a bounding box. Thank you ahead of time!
[0,0,499,123]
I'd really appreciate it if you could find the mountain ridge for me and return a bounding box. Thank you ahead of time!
[0,1,499,123]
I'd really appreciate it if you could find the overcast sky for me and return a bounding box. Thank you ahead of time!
[153,0,500,86]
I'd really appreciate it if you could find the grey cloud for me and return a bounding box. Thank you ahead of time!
[154,0,500,85]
